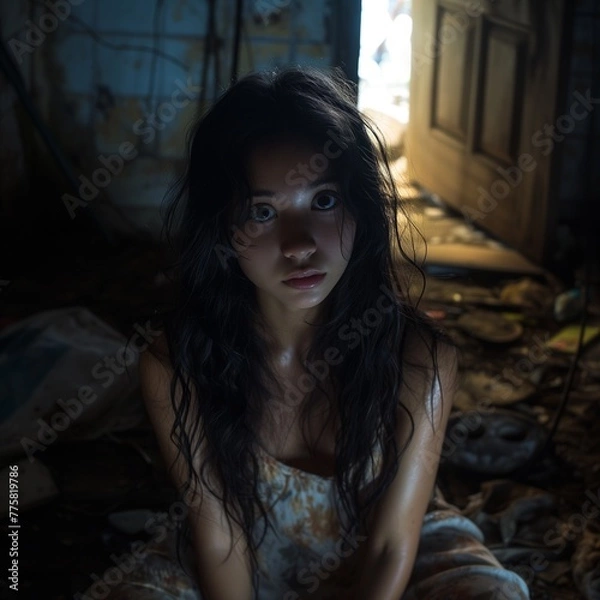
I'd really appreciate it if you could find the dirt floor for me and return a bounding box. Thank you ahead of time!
[1,202,599,599]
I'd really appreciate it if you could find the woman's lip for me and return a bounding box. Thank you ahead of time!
[282,273,326,289]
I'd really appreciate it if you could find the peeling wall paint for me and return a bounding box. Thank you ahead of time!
[3,1,595,248]
[8,0,338,237]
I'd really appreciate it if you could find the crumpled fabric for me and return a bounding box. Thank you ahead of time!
[402,490,531,600]
[78,483,530,600]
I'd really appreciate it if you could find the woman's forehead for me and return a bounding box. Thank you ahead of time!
[249,133,319,160]
[245,134,337,186]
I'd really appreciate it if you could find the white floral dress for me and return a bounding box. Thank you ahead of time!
[84,441,531,600]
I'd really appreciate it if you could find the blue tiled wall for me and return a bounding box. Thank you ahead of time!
[29,0,336,234]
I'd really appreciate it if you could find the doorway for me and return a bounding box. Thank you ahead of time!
[357,0,412,166]
[356,0,565,276]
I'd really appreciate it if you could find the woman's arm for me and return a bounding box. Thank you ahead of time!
[350,337,458,600]
[139,338,254,600]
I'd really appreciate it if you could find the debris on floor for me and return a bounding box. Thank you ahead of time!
[416,266,600,600]
[0,236,599,600]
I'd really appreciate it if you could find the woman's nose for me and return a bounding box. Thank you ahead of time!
[280,222,317,260]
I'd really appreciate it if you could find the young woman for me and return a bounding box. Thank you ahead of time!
[130,66,530,600]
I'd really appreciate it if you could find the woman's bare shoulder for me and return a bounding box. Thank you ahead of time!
[402,316,456,362]
[139,329,172,376]
[400,320,458,414]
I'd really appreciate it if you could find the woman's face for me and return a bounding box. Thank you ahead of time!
[232,135,356,312]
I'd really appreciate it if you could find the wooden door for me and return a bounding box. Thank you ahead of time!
[406,0,571,264]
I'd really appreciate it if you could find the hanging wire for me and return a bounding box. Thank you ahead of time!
[522,1,599,467]
[54,2,189,72]
[541,276,590,452]
[242,12,255,72]
[199,0,215,109]
[231,0,244,83]
[210,0,221,102]
[540,0,599,454]
[146,0,166,116]
[0,32,127,243]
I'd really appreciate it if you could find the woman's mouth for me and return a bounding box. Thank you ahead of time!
[282,273,326,289]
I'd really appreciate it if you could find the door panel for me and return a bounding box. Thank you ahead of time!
[477,26,527,162]
[406,0,569,264]
[432,6,473,141]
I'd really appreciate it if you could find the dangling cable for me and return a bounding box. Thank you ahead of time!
[541,271,590,451]
[199,0,215,109]
[522,0,598,467]
[0,32,121,245]
[231,0,244,84]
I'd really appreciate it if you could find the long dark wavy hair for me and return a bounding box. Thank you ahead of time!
[149,65,450,598]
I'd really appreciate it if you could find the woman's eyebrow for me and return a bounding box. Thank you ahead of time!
[250,178,339,198]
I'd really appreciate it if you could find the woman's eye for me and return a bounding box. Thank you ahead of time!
[249,204,275,222]
[249,192,339,221]
[314,192,339,210]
